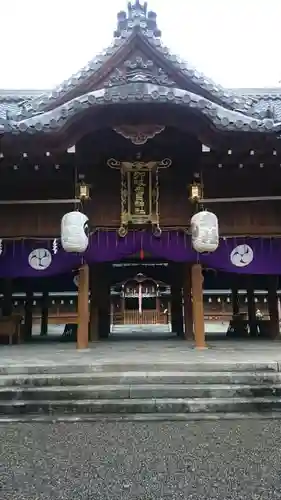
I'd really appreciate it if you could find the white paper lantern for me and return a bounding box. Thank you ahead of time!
[61,211,89,253]
[191,210,219,253]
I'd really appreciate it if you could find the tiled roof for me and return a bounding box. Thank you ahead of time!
[2,88,281,122]
[0,85,280,135]
[231,88,281,121]
[0,90,47,121]
[1,2,281,136]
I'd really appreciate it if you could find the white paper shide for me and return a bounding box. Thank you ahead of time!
[61,211,89,253]
[191,210,219,253]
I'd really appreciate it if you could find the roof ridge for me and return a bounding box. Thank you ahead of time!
[5,0,254,119]
[1,87,281,97]
[1,1,281,127]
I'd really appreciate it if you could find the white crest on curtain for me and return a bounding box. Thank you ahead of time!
[28,248,52,270]
[191,210,219,253]
[61,211,89,253]
[230,244,253,267]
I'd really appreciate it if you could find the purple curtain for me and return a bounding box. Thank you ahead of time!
[0,231,279,277]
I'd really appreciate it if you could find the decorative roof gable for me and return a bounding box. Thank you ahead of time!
[1,2,281,138]
[103,55,176,88]
[7,0,254,122]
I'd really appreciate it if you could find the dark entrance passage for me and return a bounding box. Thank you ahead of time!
[109,261,175,340]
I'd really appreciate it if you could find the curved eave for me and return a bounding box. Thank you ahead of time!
[143,35,256,113]
[8,35,130,120]
[9,32,255,121]
[2,84,279,140]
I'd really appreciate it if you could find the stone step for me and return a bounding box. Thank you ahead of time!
[3,413,281,423]
[0,360,278,376]
[1,371,281,388]
[1,397,281,416]
[2,383,281,401]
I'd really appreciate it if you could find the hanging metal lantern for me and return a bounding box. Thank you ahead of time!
[188,181,203,203]
[61,211,89,253]
[76,181,91,201]
[191,210,219,253]
[152,224,162,238]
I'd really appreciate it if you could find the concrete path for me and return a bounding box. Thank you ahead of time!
[1,340,281,368]
[32,321,230,336]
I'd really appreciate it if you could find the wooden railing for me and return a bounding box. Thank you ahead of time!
[32,313,78,324]
[0,314,23,344]
[112,310,168,325]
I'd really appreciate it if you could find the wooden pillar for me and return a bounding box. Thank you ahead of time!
[77,264,89,349]
[110,302,114,327]
[89,301,98,341]
[40,291,49,336]
[89,266,99,342]
[121,293,125,318]
[120,290,126,317]
[98,291,111,339]
[232,287,240,316]
[171,285,184,336]
[183,264,193,340]
[268,276,279,339]
[2,279,13,316]
[156,295,161,314]
[191,263,206,349]
[156,291,161,323]
[98,265,111,340]
[170,263,184,336]
[167,301,171,326]
[24,290,33,341]
[247,285,256,337]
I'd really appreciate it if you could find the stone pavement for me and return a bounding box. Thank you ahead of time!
[2,340,281,419]
[1,340,281,369]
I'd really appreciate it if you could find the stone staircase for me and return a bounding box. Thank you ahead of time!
[1,361,281,420]
[110,324,171,334]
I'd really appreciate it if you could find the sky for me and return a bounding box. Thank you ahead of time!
[1,0,281,90]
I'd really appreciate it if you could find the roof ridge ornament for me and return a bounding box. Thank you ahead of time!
[264,104,276,120]
[128,0,148,16]
[114,1,161,38]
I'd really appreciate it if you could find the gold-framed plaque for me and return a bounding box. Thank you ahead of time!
[107,158,172,237]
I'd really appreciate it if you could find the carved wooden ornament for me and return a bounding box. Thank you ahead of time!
[113,124,165,145]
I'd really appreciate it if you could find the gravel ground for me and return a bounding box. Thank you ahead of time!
[1,420,281,500]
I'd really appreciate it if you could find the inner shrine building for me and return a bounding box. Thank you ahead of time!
[1,0,281,348]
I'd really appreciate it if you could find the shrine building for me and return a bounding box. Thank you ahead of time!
[0,0,281,348]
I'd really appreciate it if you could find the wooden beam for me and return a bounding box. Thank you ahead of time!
[77,264,89,349]
[24,290,33,341]
[247,285,256,337]
[268,276,279,340]
[2,279,13,316]
[183,264,193,340]
[40,291,49,336]
[89,266,99,342]
[191,264,206,349]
